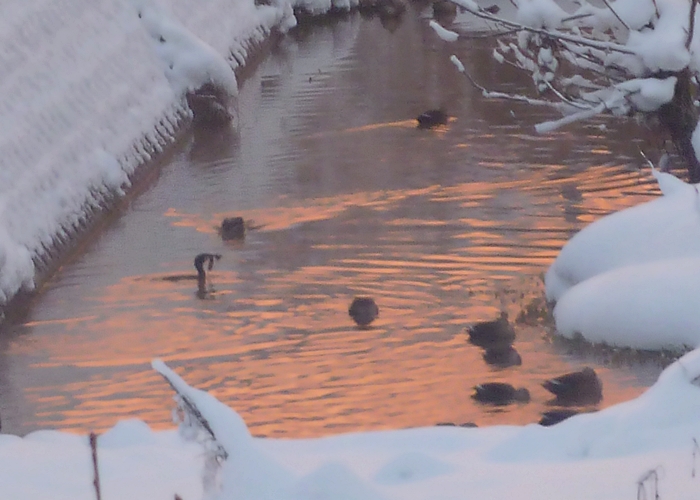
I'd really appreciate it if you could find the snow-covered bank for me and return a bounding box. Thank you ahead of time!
[0,0,298,315]
[4,355,700,499]
[545,167,700,350]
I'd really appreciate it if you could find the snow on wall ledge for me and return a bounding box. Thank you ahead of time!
[0,0,295,310]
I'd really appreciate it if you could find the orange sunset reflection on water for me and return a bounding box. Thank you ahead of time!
[5,173,665,437]
[0,15,672,437]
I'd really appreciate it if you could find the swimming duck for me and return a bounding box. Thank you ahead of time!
[348,296,379,327]
[194,253,221,281]
[467,312,516,349]
[482,345,522,368]
[161,253,221,283]
[538,409,580,427]
[416,109,448,129]
[542,367,603,405]
[220,216,246,241]
[472,383,530,405]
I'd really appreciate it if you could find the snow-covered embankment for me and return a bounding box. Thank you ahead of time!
[0,0,296,315]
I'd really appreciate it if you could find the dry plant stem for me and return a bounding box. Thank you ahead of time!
[461,28,520,39]
[89,432,102,500]
[651,0,660,18]
[636,467,661,500]
[688,0,699,49]
[452,56,558,107]
[601,0,629,30]
[638,149,656,170]
[155,370,228,460]
[544,80,590,109]
[450,0,636,54]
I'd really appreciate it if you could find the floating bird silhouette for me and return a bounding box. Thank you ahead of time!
[416,109,448,129]
[467,312,516,349]
[482,345,522,368]
[348,296,379,327]
[542,367,603,405]
[161,253,221,298]
[472,382,530,405]
[220,216,246,241]
[538,409,579,426]
[161,253,221,282]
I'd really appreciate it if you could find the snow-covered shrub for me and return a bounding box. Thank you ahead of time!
[442,0,700,180]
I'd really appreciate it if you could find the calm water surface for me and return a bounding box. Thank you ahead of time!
[0,9,668,436]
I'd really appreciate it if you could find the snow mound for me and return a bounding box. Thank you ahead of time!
[545,173,700,303]
[546,167,700,350]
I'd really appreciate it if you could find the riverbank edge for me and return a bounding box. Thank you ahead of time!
[0,26,284,328]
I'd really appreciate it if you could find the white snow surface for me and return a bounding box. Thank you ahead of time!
[429,20,459,42]
[545,167,700,349]
[5,356,700,499]
[0,0,299,308]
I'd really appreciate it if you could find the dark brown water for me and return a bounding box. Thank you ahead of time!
[0,8,667,436]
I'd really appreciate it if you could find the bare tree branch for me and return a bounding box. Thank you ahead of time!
[687,0,699,49]
[460,28,521,39]
[535,101,607,133]
[562,13,595,23]
[601,0,630,31]
[544,80,590,109]
[450,0,637,54]
[450,55,562,108]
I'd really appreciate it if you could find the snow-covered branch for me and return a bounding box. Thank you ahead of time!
[431,0,700,179]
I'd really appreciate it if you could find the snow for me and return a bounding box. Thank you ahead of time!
[544,164,700,350]
[514,0,568,30]
[5,0,700,497]
[429,21,459,42]
[545,173,700,304]
[0,0,300,312]
[5,356,700,499]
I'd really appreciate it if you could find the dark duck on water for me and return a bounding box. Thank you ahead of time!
[416,109,448,129]
[161,253,221,291]
[348,296,379,328]
[472,382,530,406]
[194,253,221,282]
[542,367,603,405]
[467,312,516,349]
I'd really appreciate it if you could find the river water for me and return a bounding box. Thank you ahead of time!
[0,7,668,436]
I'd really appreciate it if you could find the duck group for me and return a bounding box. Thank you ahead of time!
[464,312,603,425]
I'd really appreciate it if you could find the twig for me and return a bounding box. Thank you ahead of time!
[450,55,563,108]
[688,0,699,49]
[637,467,662,500]
[460,28,520,39]
[601,0,629,30]
[89,432,102,500]
[651,0,660,19]
[449,0,636,54]
[561,12,594,23]
[693,437,700,477]
[639,149,655,170]
[535,101,606,133]
[544,80,590,109]
[154,362,228,461]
